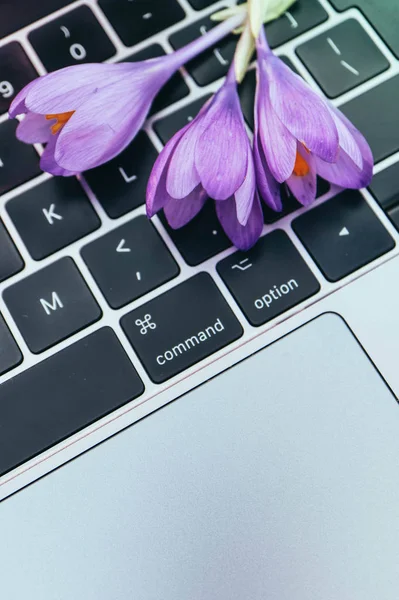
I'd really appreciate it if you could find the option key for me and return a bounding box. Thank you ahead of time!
[217,231,320,326]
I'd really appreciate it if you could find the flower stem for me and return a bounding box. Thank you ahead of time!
[170,13,246,70]
[233,18,255,83]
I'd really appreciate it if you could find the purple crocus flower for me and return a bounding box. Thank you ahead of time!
[254,27,373,210]
[146,63,263,250]
[9,15,244,176]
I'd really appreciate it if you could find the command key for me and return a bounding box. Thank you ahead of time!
[217,231,320,327]
[121,273,243,383]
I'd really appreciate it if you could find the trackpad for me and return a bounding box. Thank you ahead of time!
[1,314,399,599]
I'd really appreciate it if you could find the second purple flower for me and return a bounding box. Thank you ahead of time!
[147,64,263,250]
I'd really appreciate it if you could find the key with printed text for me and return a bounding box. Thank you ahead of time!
[3,257,102,353]
[82,216,179,309]
[217,231,320,326]
[0,43,38,115]
[29,6,116,72]
[121,273,243,383]
[7,177,100,260]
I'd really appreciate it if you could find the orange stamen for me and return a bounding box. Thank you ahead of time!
[45,111,75,134]
[293,151,310,177]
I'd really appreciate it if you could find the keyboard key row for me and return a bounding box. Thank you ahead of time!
[0,192,394,392]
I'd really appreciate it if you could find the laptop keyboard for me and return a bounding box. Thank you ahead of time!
[0,0,398,478]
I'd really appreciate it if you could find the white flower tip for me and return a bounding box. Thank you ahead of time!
[234,22,255,83]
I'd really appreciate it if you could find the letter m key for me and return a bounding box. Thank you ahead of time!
[43,204,63,225]
[40,292,64,315]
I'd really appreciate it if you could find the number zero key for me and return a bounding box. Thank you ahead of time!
[121,273,243,383]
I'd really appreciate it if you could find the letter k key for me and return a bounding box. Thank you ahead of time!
[43,203,63,225]
[7,178,100,260]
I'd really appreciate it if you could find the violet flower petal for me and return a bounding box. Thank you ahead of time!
[314,149,373,189]
[253,132,282,212]
[164,186,208,229]
[22,63,142,114]
[195,78,248,200]
[8,79,37,117]
[331,109,363,170]
[146,124,190,217]
[16,112,52,143]
[331,105,374,175]
[234,147,257,226]
[264,54,339,163]
[256,65,296,183]
[40,135,78,177]
[216,193,263,250]
[54,81,155,171]
[165,120,204,199]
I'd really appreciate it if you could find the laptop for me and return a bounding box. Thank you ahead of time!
[1,0,399,597]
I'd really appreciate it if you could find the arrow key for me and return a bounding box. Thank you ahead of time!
[81,216,179,309]
[292,190,395,281]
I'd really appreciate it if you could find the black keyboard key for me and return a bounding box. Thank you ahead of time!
[82,216,179,309]
[99,0,185,47]
[265,0,328,49]
[84,131,158,219]
[0,313,22,377]
[387,205,399,232]
[187,0,218,8]
[4,257,102,353]
[0,120,41,196]
[29,6,116,72]
[0,42,38,116]
[340,75,399,163]
[0,327,144,477]
[239,58,296,130]
[123,45,189,115]
[1,1,75,38]
[0,220,24,282]
[263,179,330,224]
[292,190,395,282]
[296,20,389,98]
[329,0,399,59]
[7,178,100,260]
[217,231,320,326]
[160,200,231,266]
[369,163,399,211]
[169,16,236,86]
[239,70,256,130]
[121,273,243,383]
[154,96,211,144]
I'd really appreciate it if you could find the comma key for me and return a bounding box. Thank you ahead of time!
[121,273,243,383]
[217,231,320,327]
